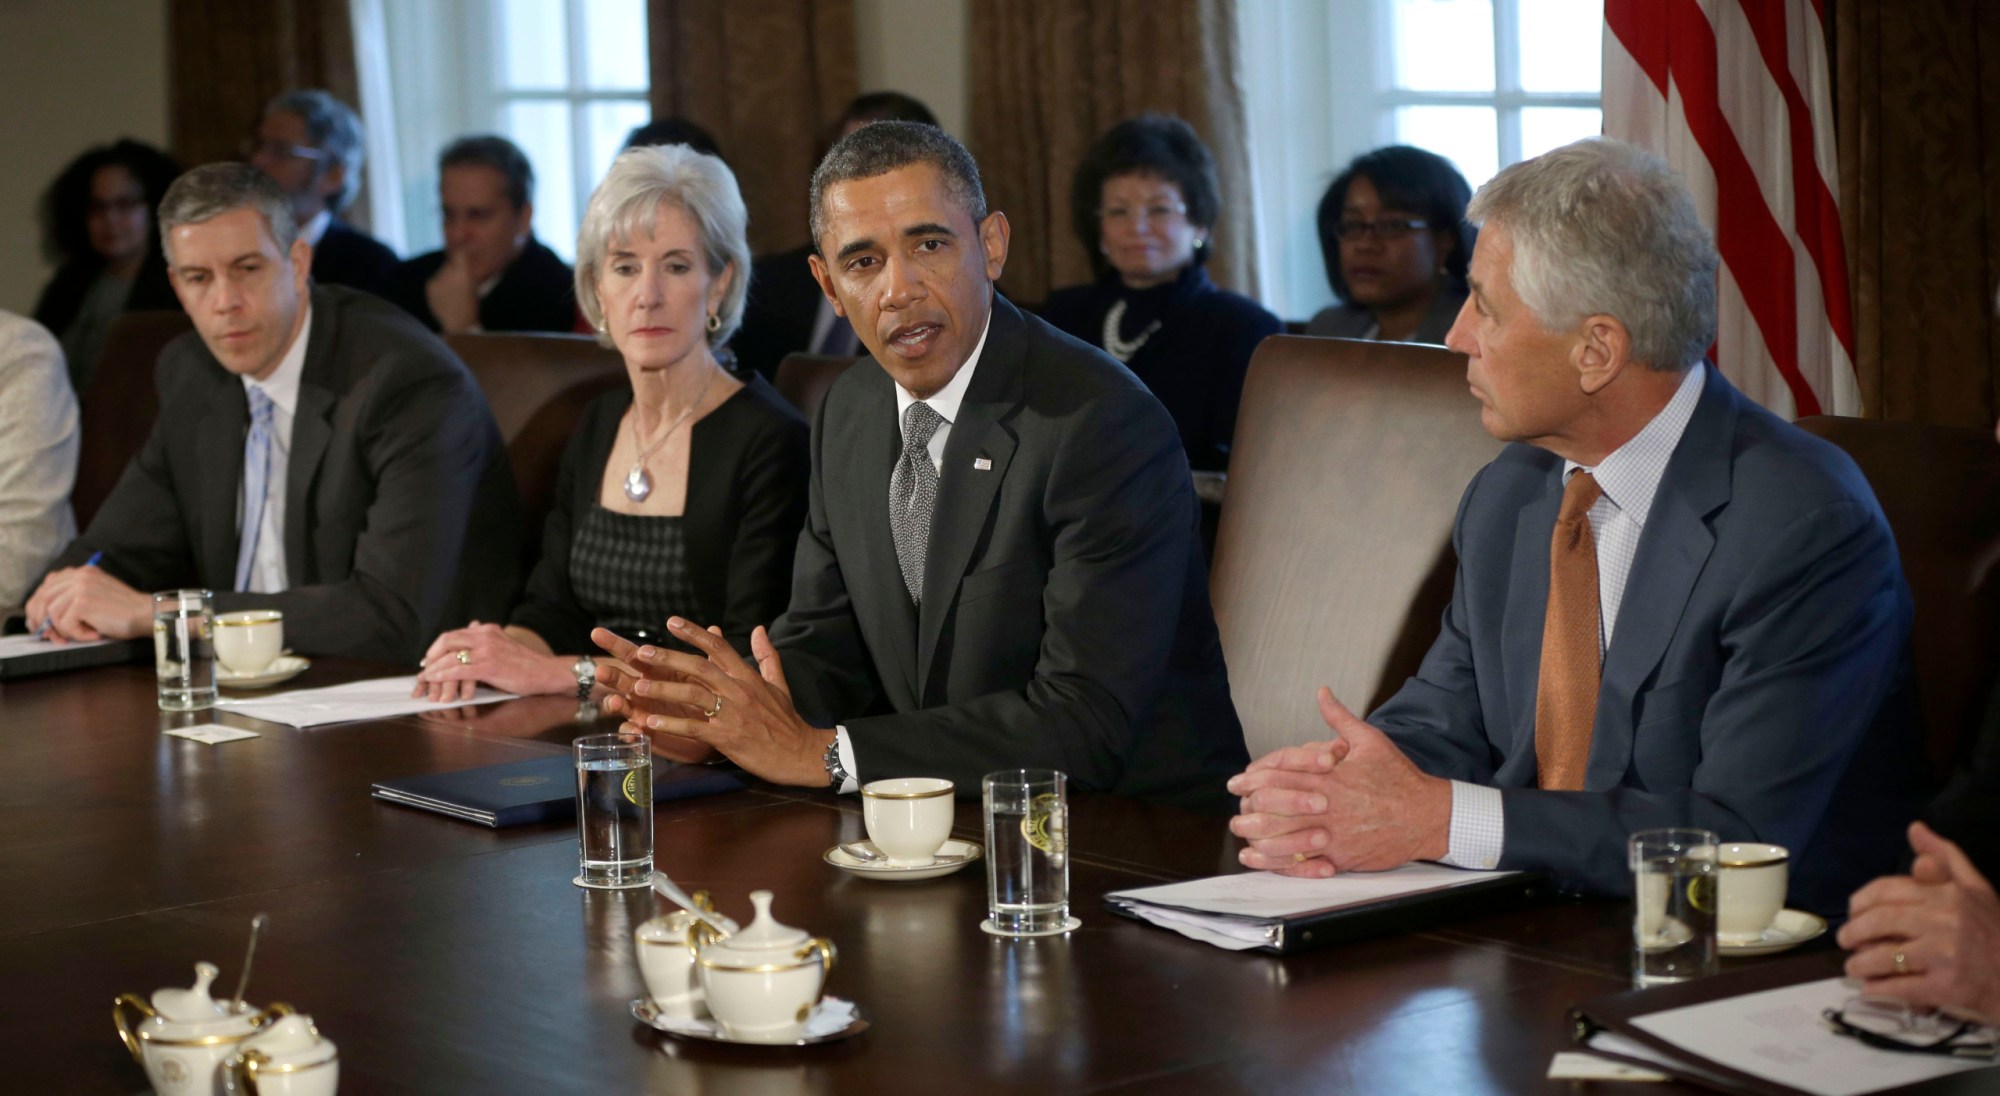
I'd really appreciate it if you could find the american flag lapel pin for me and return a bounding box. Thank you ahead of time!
[973,457,992,471]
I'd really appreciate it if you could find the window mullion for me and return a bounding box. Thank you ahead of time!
[1493,0,1522,167]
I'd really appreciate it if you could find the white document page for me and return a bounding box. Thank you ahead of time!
[0,633,114,658]
[1632,977,1995,1096]
[222,676,516,728]
[1109,863,1518,918]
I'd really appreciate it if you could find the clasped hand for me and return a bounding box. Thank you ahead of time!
[1838,821,2000,1022]
[590,618,831,787]
[23,565,149,642]
[1227,687,1452,877]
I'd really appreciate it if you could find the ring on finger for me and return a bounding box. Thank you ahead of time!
[703,692,723,719]
[455,649,471,665]
[1892,949,1910,975]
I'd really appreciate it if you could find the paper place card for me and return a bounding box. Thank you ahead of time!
[163,724,262,745]
[1547,1051,1669,1082]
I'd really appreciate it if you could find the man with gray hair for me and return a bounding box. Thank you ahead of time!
[1228,137,1921,913]
[27,163,520,664]
[248,89,399,296]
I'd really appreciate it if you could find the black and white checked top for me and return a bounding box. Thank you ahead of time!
[568,504,701,643]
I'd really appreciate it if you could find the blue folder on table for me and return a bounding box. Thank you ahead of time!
[371,755,745,827]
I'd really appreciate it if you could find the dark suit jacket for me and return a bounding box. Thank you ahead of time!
[312,220,398,298]
[768,295,1249,811]
[731,244,826,382]
[1039,266,1281,472]
[1927,681,2000,881]
[387,237,576,334]
[54,285,522,664]
[1370,366,1924,914]
[509,374,809,656]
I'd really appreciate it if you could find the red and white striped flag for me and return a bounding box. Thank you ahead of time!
[1603,0,1857,418]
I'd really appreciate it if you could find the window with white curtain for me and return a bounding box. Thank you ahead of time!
[363,0,651,263]
[1238,0,1604,321]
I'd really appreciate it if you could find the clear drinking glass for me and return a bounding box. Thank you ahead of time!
[152,589,216,712]
[573,732,652,889]
[982,769,1073,936]
[1630,827,1720,987]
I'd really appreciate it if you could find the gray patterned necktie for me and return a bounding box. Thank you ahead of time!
[890,401,943,604]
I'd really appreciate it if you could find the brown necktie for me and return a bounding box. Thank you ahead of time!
[1535,470,1604,790]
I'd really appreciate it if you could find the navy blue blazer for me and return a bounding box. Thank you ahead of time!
[1370,366,1925,913]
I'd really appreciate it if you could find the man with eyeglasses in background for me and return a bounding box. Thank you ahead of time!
[247,89,399,298]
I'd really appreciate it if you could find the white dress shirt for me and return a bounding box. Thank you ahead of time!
[1441,363,1707,869]
[299,210,333,248]
[236,307,312,594]
[830,309,994,792]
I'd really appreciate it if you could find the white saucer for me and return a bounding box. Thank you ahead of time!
[631,996,868,1045]
[1719,909,1828,956]
[980,915,1082,938]
[217,655,310,689]
[823,838,982,881]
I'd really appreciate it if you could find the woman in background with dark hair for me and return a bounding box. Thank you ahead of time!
[1040,114,1279,473]
[1307,145,1474,344]
[32,139,183,392]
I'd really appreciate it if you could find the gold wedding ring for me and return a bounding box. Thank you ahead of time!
[1892,949,1909,975]
[455,649,471,665]
[703,693,724,719]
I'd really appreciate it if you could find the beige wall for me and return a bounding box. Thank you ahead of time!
[0,0,171,317]
[854,0,970,138]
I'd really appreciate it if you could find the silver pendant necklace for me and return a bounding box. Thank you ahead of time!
[624,367,719,502]
[1101,299,1162,363]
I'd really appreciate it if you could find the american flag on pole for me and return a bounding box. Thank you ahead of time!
[1602,0,1858,418]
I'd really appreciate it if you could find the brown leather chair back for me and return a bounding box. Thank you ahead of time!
[1210,336,1501,759]
[445,332,626,556]
[1796,416,2000,772]
[73,310,194,530]
[773,353,859,421]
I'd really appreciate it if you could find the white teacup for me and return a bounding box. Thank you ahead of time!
[1717,842,1789,943]
[213,611,285,675]
[861,777,955,866]
[696,891,834,1043]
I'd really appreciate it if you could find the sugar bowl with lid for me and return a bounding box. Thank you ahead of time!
[695,890,836,1043]
[113,961,292,1096]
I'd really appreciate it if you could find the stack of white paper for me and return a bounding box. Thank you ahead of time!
[223,675,516,728]
[1106,863,1520,951]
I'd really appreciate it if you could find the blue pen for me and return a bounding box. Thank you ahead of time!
[35,551,103,639]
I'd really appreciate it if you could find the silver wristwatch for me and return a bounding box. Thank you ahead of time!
[821,734,850,789]
[572,656,597,702]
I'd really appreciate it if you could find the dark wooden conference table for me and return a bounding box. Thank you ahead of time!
[6,658,1781,1093]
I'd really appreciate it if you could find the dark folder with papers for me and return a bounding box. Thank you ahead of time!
[1569,951,1998,1095]
[371,754,745,827]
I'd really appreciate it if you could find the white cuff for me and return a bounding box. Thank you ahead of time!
[1439,780,1504,869]
[833,726,858,794]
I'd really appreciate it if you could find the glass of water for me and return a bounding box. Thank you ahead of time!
[1630,827,1719,987]
[982,769,1074,937]
[152,589,216,712]
[573,732,652,889]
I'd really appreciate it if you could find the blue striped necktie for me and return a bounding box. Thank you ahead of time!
[234,387,276,592]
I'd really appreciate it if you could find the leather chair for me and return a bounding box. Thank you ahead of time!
[773,353,859,421]
[73,310,194,530]
[1796,416,2000,773]
[1209,336,1500,759]
[444,332,626,560]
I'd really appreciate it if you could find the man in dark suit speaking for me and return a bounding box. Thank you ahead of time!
[28,164,519,664]
[1227,138,1923,913]
[595,122,1247,810]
